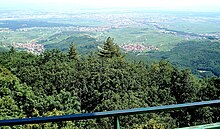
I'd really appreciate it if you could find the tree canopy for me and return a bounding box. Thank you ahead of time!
[0,38,220,128]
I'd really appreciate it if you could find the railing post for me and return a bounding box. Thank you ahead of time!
[114,116,120,129]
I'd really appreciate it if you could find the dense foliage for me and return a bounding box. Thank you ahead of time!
[149,40,220,78]
[0,38,220,129]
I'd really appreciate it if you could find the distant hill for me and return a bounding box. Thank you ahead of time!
[148,40,220,77]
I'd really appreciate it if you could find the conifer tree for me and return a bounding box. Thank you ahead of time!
[9,46,16,54]
[98,37,122,58]
[68,43,78,60]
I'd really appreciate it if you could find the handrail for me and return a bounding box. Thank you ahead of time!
[0,100,220,128]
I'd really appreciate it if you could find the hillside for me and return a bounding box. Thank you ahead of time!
[0,39,220,128]
[145,40,220,78]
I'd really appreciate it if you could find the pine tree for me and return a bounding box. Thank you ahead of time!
[68,43,78,60]
[98,37,122,58]
[9,46,16,54]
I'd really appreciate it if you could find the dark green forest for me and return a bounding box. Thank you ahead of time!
[0,37,220,129]
[149,40,220,78]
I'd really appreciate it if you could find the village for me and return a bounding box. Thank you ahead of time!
[120,43,159,52]
[12,41,44,54]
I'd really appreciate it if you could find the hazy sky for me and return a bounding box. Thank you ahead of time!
[1,0,220,11]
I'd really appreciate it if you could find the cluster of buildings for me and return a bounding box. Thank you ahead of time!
[199,33,220,40]
[12,42,44,54]
[74,26,111,32]
[120,43,158,52]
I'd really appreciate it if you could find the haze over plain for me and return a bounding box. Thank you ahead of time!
[1,0,220,12]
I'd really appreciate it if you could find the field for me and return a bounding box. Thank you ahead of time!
[0,9,220,77]
[0,11,219,52]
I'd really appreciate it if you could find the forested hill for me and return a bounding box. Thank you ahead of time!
[148,40,220,78]
[0,37,220,129]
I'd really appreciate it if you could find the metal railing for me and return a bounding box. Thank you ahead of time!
[1,100,220,129]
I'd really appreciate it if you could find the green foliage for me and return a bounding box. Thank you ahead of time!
[68,43,78,60]
[98,37,123,58]
[25,109,79,129]
[149,40,220,78]
[134,113,176,129]
[135,119,165,129]
[0,39,220,128]
[9,47,16,54]
[170,69,198,103]
[0,65,30,119]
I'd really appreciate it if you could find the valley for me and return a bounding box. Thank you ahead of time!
[0,9,220,77]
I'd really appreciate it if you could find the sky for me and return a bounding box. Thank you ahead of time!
[1,0,220,11]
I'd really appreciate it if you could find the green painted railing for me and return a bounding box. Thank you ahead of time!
[0,100,220,129]
[176,122,220,129]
